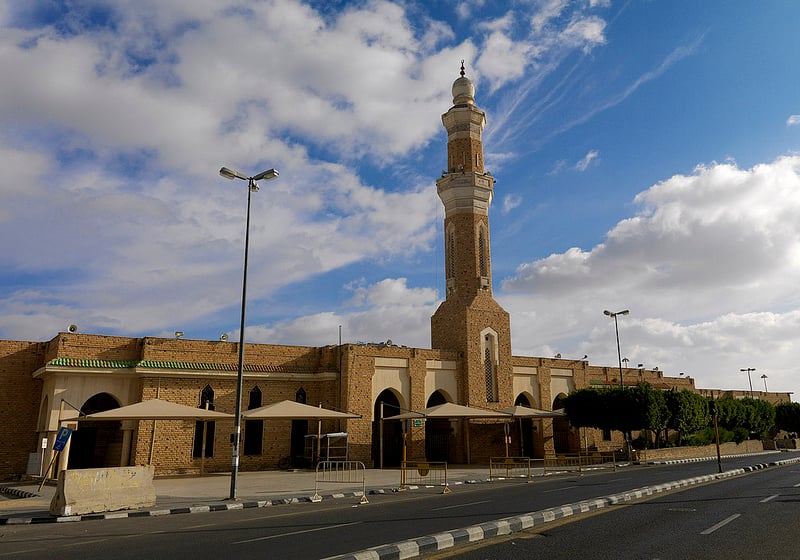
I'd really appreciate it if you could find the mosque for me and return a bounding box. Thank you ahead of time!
[3,67,778,482]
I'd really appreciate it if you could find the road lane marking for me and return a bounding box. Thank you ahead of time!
[433,500,490,511]
[700,514,740,535]
[544,486,577,493]
[760,494,779,503]
[231,521,361,544]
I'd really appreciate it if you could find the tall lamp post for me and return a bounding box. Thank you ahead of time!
[740,367,756,398]
[220,165,279,500]
[761,374,768,393]
[604,309,630,461]
[604,309,629,389]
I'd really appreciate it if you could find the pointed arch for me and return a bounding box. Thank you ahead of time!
[68,392,122,469]
[372,389,403,467]
[244,386,263,456]
[193,385,215,458]
[478,222,488,279]
[481,328,499,402]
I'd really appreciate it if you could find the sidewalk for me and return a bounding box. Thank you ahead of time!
[0,466,492,524]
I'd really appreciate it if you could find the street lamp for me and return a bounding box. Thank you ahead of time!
[740,367,756,398]
[220,165,279,500]
[761,374,768,393]
[604,309,629,389]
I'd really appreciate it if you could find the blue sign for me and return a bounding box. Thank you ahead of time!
[53,427,73,451]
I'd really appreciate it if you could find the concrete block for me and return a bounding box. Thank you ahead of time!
[49,466,156,516]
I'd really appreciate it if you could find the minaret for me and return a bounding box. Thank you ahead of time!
[431,63,512,407]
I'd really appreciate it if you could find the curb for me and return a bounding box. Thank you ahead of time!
[0,487,40,500]
[324,456,800,560]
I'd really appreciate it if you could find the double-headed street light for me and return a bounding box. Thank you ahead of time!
[220,165,279,500]
[604,309,630,389]
[761,374,769,393]
[740,367,756,398]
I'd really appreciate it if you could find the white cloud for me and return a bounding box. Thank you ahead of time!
[788,115,800,126]
[500,155,800,396]
[575,149,599,171]
[501,193,523,214]
[249,277,438,347]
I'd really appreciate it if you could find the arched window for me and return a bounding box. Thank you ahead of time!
[446,225,456,291]
[482,331,499,402]
[244,386,263,456]
[193,385,215,458]
[478,224,488,278]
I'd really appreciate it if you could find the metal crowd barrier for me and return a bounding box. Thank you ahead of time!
[489,457,534,482]
[542,451,618,474]
[312,460,369,504]
[400,461,450,493]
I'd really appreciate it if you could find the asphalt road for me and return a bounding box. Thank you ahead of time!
[437,460,800,559]
[0,453,792,560]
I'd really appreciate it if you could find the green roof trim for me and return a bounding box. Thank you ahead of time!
[48,357,320,374]
[49,357,138,369]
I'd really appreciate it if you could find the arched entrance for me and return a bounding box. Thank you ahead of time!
[373,390,403,467]
[290,388,308,467]
[425,391,450,462]
[68,393,123,469]
[552,393,573,454]
[514,394,535,458]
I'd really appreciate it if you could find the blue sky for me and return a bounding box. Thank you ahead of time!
[1,1,799,401]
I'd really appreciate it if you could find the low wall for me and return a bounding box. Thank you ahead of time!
[49,466,156,516]
[637,440,765,463]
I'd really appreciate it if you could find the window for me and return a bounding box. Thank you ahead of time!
[447,226,456,281]
[193,385,215,458]
[244,386,263,456]
[478,224,487,278]
[483,331,499,402]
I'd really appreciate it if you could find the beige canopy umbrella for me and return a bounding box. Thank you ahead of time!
[241,400,360,419]
[384,402,508,420]
[80,399,233,470]
[384,402,508,464]
[498,405,565,418]
[80,398,234,421]
[498,406,566,458]
[243,400,360,463]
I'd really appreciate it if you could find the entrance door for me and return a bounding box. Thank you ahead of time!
[514,395,535,458]
[373,390,403,467]
[68,393,123,469]
[425,391,450,462]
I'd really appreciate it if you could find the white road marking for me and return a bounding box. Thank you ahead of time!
[231,521,362,545]
[700,514,741,535]
[544,485,577,493]
[760,494,779,503]
[432,500,490,511]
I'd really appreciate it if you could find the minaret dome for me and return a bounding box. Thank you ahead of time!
[452,60,475,105]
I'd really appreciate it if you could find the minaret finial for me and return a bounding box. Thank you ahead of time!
[460,60,465,77]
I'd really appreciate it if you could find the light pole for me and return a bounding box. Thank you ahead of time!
[740,367,756,398]
[604,309,630,461]
[220,165,279,500]
[761,374,768,393]
[604,309,629,389]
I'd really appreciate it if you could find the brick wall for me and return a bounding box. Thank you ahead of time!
[0,340,45,481]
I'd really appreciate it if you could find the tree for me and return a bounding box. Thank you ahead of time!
[739,397,775,438]
[775,402,800,434]
[665,390,708,445]
[562,383,670,440]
